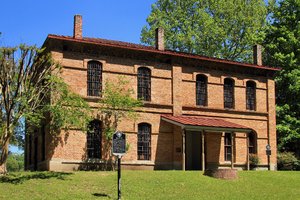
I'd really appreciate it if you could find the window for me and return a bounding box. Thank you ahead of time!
[137,123,151,160]
[246,81,256,111]
[87,120,102,159]
[196,75,207,106]
[137,67,151,101]
[248,132,256,154]
[224,133,232,161]
[87,61,102,96]
[224,78,235,109]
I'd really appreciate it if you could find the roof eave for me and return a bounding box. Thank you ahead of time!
[46,34,281,72]
[161,116,253,133]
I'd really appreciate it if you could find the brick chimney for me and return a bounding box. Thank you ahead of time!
[155,27,165,51]
[253,44,262,66]
[73,15,82,39]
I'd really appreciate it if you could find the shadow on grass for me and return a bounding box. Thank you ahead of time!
[0,172,73,184]
[92,193,111,198]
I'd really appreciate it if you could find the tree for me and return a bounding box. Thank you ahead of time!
[0,45,91,174]
[99,76,142,168]
[264,0,300,157]
[141,0,268,62]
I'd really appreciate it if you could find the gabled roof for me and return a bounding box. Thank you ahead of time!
[161,115,252,132]
[46,34,280,72]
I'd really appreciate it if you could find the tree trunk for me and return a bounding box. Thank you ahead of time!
[0,140,9,174]
[0,128,11,175]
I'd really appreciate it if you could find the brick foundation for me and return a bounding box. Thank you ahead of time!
[204,169,238,180]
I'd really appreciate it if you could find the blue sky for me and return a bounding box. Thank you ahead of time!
[0,0,156,47]
[1,0,156,153]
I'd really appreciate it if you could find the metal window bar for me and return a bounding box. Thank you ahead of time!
[224,79,234,109]
[137,124,151,160]
[87,120,102,159]
[224,133,232,161]
[87,61,102,97]
[246,82,256,110]
[196,76,207,106]
[138,68,151,101]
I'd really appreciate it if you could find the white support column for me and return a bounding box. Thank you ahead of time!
[231,132,235,169]
[182,128,186,171]
[247,133,250,170]
[201,130,205,171]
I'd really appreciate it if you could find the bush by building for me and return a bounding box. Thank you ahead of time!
[277,152,300,171]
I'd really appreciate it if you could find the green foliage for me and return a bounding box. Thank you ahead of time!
[0,45,91,172]
[7,153,24,172]
[46,76,92,132]
[100,76,142,140]
[277,152,300,171]
[264,0,300,157]
[249,154,260,168]
[141,0,268,62]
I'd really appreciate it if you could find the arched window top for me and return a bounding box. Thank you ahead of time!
[224,77,235,85]
[88,119,102,126]
[138,122,151,127]
[87,61,102,97]
[137,67,151,101]
[88,60,102,65]
[138,67,151,74]
[246,80,256,88]
[196,74,208,82]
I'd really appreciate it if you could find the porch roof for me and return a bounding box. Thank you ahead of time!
[161,115,252,132]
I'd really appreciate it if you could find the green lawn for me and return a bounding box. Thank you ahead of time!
[0,170,299,200]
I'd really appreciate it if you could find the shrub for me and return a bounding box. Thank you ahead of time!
[249,154,260,169]
[277,152,300,171]
[7,153,24,172]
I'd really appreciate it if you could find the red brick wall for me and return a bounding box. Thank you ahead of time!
[26,44,277,171]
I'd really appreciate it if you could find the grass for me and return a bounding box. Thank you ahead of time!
[0,170,299,200]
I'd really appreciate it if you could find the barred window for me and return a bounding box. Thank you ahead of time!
[196,74,208,106]
[137,123,151,160]
[224,78,235,109]
[248,132,256,154]
[87,120,102,159]
[87,61,102,97]
[246,81,256,111]
[224,133,232,161]
[137,67,151,101]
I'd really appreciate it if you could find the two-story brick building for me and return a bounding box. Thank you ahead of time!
[25,15,279,171]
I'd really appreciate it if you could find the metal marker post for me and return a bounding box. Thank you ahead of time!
[266,144,271,171]
[118,156,121,200]
[112,131,126,200]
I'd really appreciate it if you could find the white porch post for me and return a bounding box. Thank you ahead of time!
[182,128,186,171]
[201,130,205,171]
[247,132,250,170]
[231,132,235,169]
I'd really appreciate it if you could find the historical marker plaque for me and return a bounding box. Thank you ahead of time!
[266,144,271,156]
[112,131,126,157]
